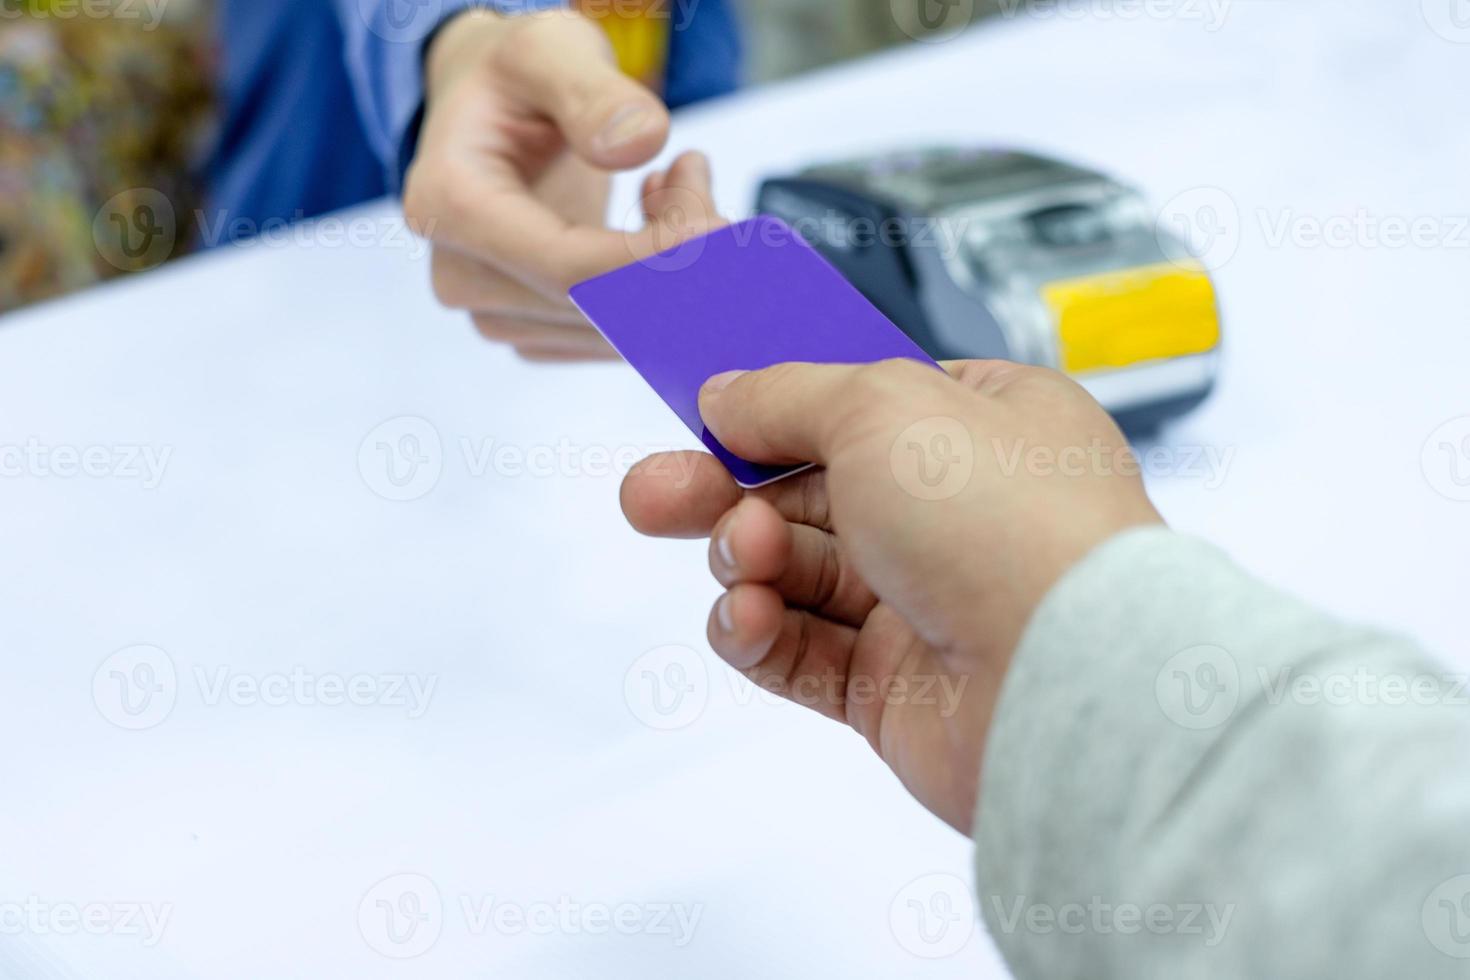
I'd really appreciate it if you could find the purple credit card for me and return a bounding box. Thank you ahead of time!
[569,215,939,488]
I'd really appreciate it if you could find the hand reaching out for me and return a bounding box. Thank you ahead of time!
[404,9,723,361]
[622,359,1162,830]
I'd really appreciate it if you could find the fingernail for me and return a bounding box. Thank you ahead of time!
[716,592,735,634]
[596,105,654,152]
[703,370,746,397]
[714,517,737,573]
[685,150,711,182]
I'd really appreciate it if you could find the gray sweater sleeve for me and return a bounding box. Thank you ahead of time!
[973,527,1470,978]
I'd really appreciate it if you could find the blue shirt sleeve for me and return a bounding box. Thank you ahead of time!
[331,0,566,188]
[665,0,742,108]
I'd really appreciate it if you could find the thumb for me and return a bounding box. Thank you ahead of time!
[496,12,670,170]
[698,363,868,466]
[699,360,954,465]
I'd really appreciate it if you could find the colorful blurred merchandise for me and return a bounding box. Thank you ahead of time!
[0,0,661,316]
[0,0,737,315]
[0,0,217,313]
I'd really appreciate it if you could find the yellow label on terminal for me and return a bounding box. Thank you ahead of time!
[1042,262,1221,375]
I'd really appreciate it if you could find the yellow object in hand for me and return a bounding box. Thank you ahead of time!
[577,0,670,92]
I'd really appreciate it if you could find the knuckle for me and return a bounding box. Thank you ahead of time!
[489,21,536,77]
[758,361,807,393]
[997,360,1050,388]
[472,314,524,342]
[495,11,598,79]
[782,614,814,691]
[438,172,484,229]
[547,254,598,295]
[810,534,842,610]
[836,360,951,441]
[401,164,442,229]
[406,155,473,231]
[401,185,428,234]
[799,470,832,529]
[952,357,1043,397]
[850,360,910,403]
[866,358,957,408]
[429,255,463,307]
[875,357,937,385]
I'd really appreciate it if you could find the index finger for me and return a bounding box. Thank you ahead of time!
[621,451,740,539]
[620,450,835,540]
[410,157,642,295]
[407,151,722,299]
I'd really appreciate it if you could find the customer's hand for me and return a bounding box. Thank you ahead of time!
[621,360,1163,830]
[404,9,720,361]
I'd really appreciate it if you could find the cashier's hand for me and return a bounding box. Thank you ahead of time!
[621,360,1163,832]
[404,8,723,362]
